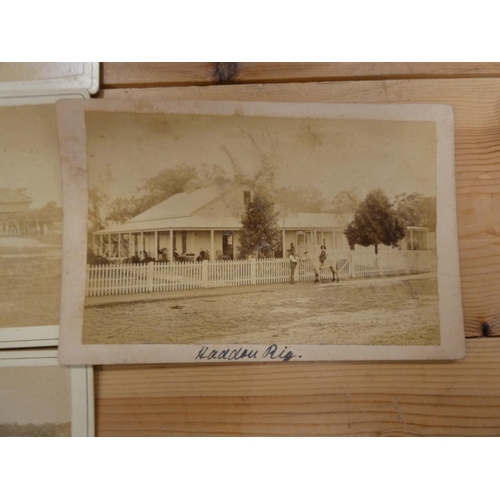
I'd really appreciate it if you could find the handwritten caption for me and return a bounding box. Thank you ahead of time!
[195,344,301,362]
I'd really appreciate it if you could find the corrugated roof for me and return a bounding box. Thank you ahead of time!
[96,215,243,233]
[130,185,232,223]
[96,212,353,234]
[0,188,31,204]
[96,183,354,234]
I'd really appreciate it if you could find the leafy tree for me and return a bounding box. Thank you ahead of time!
[344,189,405,254]
[38,201,62,221]
[104,164,235,225]
[393,192,436,231]
[105,165,198,224]
[250,164,277,201]
[87,188,108,253]
[88,188,107,234]
[135,164,198,208]
[198,164,231,187]
[239,194,282,258]
[106,196,145,225]
[330,189,361,214]
[273,185,328,213]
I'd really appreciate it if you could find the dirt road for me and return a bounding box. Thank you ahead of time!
[0,247,61,328]
[83,274,440,346]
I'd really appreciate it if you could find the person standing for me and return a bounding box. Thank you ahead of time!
[319,245,327,265]
[289,250,299,284]
[196,248,206,262]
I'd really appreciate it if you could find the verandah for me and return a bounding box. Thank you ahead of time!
[92,228,351,262]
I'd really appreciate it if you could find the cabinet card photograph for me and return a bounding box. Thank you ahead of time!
[0,62,99,95]
[0,101,62,345]
[57,99,465,364]
[0,350,94,437]
[0,94,86,349]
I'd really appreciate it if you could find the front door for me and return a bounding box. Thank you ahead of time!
[222,232,234,259]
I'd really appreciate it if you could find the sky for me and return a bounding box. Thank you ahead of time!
[86,111,437,204]
[0,104,62,208]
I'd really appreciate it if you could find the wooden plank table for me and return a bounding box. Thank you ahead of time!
[93,63,500,436]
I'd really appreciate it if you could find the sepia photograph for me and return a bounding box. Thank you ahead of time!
[57,99,464,364]
[0,363,72,436]
[0,349,94,436]
[0,102,64,330]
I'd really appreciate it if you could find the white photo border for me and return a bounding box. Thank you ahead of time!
[0,62,99,96]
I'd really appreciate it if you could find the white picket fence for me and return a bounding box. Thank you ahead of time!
[86,251,436,297]
[353,251,435,278]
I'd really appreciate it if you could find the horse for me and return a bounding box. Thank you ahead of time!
[302,252,340,283]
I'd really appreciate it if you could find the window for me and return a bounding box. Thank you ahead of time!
[297,231,304,248]
[244,190,251,207]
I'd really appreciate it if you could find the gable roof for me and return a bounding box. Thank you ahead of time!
[0,188,31,205]
[128,182,252,224]
[95,211,354,235]
[96,182,354,235]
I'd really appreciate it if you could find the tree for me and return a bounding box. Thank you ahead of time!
[135,164,198,209]
[393,192,436,231]
[104,164,235,225]
[273,185,328,213]
[88,188,107,234]
[239,194,282,258]
[105,165,198,224]
[38,200,62,222]
[198,164,231,187]
[344,189,405,254]
[330,189,361,214]
[106,196,144,225]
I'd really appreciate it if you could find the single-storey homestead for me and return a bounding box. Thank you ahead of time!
[93,182,357,261]
[92,182,435,261]
[0,188,31,213]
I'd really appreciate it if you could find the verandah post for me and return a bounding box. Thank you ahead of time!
[169,230,173,262]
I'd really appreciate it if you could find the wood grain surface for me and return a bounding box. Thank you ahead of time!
[94,63,500,436]
[101,62,500,88]
[95,339,500,436]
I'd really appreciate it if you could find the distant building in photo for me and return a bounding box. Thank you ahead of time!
[402,227,436,251]
[0,188,31,213]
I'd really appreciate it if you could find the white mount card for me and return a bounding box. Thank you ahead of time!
[57,98,464,364]
[0,62,99,96]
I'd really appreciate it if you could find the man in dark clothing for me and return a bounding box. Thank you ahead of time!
[289,250,299,284]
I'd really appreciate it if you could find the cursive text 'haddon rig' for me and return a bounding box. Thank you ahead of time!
[195,344,300,362]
